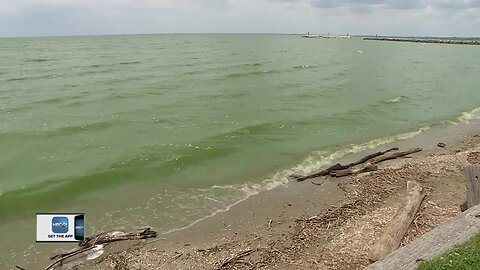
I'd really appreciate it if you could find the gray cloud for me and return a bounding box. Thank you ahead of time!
[310,0,383,8]
[431,0,480,9]
[387,0,427,9]
[308,0,480,10]
[308,0,425,11]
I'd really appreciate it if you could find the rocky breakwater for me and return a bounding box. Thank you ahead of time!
[364,37,480,45]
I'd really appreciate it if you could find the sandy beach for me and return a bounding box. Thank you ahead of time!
[43,118,479,270]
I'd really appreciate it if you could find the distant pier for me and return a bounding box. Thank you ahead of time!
[364,37,480,45]
[303,34,351,39]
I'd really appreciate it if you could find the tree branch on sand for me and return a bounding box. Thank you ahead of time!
[292,147,422,181]
[44,228,157,270]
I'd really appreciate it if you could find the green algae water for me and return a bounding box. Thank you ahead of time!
[1,34,480,268]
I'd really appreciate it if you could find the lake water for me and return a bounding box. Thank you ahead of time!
[0,34,479,268]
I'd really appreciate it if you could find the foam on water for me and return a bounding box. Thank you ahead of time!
[284,126,429,177]
[161,183,262,234]
[384,97,401,103]
[156,125,431,235]
[458,107,480,123]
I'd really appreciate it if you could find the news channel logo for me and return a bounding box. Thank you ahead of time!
[51,216,69,233]
[36,213,85,242]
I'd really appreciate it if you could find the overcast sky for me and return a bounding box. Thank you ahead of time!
[0,0,479,37]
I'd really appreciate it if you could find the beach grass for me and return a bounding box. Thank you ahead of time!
[418,233,480,270]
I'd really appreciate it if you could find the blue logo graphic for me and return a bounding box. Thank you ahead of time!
[52,216,69,233]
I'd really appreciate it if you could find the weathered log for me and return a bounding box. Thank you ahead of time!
[330,163,378,177]
[369,181,426,262]
[371,148,422,164]
[465,165,480,209]
[355,147,399,164]
[367,204,480,269]
[294,147,399,181]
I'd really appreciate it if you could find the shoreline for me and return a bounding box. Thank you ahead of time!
[59,118,480,269]
[159,107,480,236]
[5,110,479,269]
[158,107,480,236]
[12,115,479,270]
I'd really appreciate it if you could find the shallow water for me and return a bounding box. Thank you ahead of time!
[0,34,479,267]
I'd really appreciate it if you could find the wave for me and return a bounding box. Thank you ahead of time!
[458,107,480,123]
[272,126,430,179]
[159,125,432,234]
[0,121,433,230]
[293,65,314,69]
[5,73,61,82]
[162,184,262,234]
[245,63,261,67]
[49,121,115,137]
[75,68,116,76]
[5,76,32,82]
[0,171,114,224]
[0,96,67,113]
[118,61,140,65]
[24,58,52,63]
[72,61,138,70]
[0,120,116,140]
[30,96,65,105]
[225,70,280,78]
[384,97,402,103]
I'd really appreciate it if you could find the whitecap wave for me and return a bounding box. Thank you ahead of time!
[458,107,480,123]
[384,97,401,103]
[279,126,429,178]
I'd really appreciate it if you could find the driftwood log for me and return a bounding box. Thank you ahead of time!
[368,204,480,269]
[465,165,480,209]
[370,148,422,164]
[330,163,378,177]
[45,228,157,270]
[369,181,426,262]
[459,165,480,212]
[294,147,399,181]
[79,227,157,248]
[293,147,424,181]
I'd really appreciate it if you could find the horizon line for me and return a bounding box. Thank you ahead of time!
[1,32,479,39]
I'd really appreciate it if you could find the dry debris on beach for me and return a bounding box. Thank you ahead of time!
[69,135,480,270]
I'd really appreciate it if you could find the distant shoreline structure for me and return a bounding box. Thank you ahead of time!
[364,37,480,45]
[302,33,351,39]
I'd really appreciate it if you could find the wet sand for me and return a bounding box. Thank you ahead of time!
[40,119,480,270]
